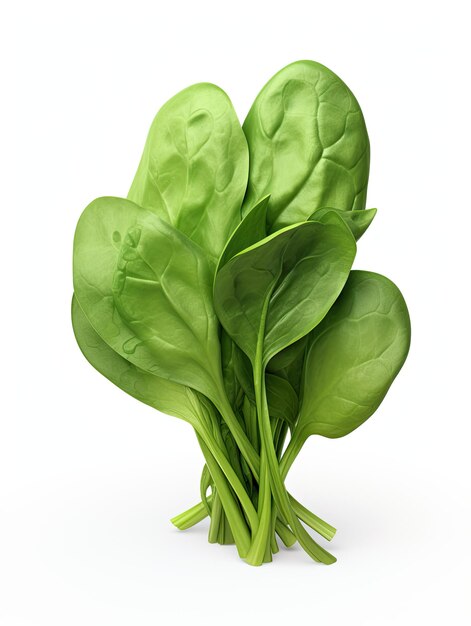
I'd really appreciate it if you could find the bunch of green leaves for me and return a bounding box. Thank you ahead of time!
[72,60,411,565]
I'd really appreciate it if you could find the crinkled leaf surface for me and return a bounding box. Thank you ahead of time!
[72,296,199,425]
[73,196,224,406]
[73,197,162,374]
[214,215,356,366]
[128,83,249,261]
[112,210,227,407]
[242,60,370,231]
[295,270,411,440]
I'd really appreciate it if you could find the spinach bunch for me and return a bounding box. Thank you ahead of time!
[72,60,410,565]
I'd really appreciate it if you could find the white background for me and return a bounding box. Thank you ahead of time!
[2,1,470,624]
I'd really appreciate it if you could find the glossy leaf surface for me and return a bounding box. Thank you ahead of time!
[295,271,411,440]
[72,296,199,425]
[128,83,249,261]
[74,196,224,405]
[214,216,356,366]
[265,374,298,426]
[73,196,160,373]
[311,207,377,241]
[111,211,226,405]
[218,195,269,271]
[243,60,370,231]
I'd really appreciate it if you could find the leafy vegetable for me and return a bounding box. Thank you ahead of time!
[72,60,410,566]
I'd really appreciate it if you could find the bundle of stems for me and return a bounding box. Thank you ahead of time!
[171,391,337,565]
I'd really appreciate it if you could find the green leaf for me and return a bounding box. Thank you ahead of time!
[214,215,356,366]
[72,295,199,425]
[295,270,411,441]
[73,196,224,407]
[111,211,226,406]
[217,195,269,409]
[266,374,298,426]
[218,195,269,271]
[220,329,242,408]
[128,83,249,261]
[311,207,377,241]
[73,197,161,373]
[267,336,307,372]
[267,336,308,396]
[242,60,370,231]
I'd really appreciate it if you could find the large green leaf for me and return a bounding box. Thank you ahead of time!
[73,196,225,406]
[242,60,370,231]
[128,83,249,261]
[214,215,356,366]
[295,270,411,441]
[111,211,227,406]
[73,197,160,372]
[72,295,199,425]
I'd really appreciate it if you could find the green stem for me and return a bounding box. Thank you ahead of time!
[275,421,289,460]
[280,432,306,479]
[196,421,259,534]
[171,500,208,530]
[208,491,222,543]
[242,396,259,453]
[213,386,335,543]
[200,464,212,516]
[222,516,234,545]
[289,496,336,541]
[245,448,272,566]
[215,391,260,479]
[171,495,298,545]
[280,432,336,541]
[252,298,336,565]
[245,297,276,566]
[172,488,335,541]
[195,431,250,557]
[173,403,336,543]
[217,507,226,544]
